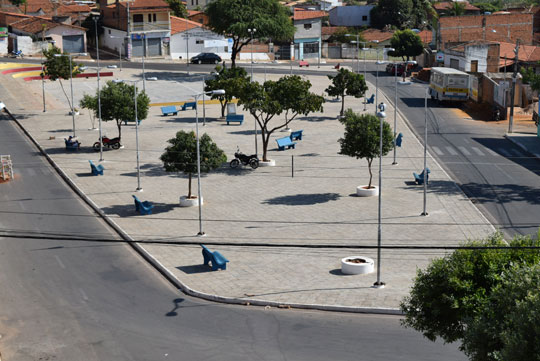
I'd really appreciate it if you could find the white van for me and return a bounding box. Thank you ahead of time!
[429,67,470,102]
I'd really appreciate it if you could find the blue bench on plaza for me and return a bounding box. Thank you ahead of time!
[395,132,403,147]
[226,114,244,125]
[290,130,303,141]
[365,94,375,104]
[89,160,104,176]
[276,136,296,150]
[181,101,197,111]
[413,168,430,185]
[161,105,178,116]
[64,136,80,150]
[132,195,154,215]
[201,244,229,271]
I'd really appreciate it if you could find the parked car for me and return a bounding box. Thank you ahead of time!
[190,53,222,64]
[386,63,416,76]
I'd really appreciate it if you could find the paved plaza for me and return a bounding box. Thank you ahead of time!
[0,62,497,312]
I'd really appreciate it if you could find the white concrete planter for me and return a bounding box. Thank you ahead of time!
[356,185,379,197]
[341,256,375,275]
[179,195,203,207]
[69,110,80,116]
[280,127,292,132]
[259,159,276,167]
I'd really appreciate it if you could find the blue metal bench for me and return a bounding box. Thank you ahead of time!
[181,101,197,111]
[365,94,375,104]
[413,168,430,185]
[89,160,104,176]
[290,130,303,141]
[123,119,142,125]
[65,137,80,150]
[132,195,154,215]
[161,105,178,116]
[395,132,403,147]
[276,136,296,150]
[201,244,229,271]
[226,114,244,125]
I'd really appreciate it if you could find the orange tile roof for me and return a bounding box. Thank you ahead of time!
[118,0,169,10]
[499,41,540,62]
[293,8,326,20]
[187,10,202,16]
[11,15,86,33]
[56,4,92,14]
[433,1,480,11]
[361,28,394,43]
[321,26,346,35]
[170,15,202,35]
[0,10,32,25]
[417,29,432,44]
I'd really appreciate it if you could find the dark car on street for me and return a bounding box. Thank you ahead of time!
[190,53,222,64]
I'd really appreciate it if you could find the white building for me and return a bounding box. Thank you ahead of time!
[329,5,375,27]
[170,16,228,60]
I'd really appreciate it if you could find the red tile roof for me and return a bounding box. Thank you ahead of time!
[321,26,346,35]
[0,10,32,26]
[118,0,169,10]
[361,28,394,43]
[293,8,326,20]
[499,41,540,62]
[433,1,480,11]
[417,29,432,44]
[170,16,202,35]
[10,15,86,34]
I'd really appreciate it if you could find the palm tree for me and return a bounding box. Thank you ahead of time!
[447,1,466,16]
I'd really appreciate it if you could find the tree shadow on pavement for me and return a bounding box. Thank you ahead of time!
[297,115,336,122]
[473,137,540,176]
[263,192,341,206]
[227,129,256,136]
[176,264,213,274]
[101,202,178,217]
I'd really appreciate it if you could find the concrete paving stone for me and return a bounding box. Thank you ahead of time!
[0,62,497,311]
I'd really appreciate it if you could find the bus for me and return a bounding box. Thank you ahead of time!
[428,67,470,102]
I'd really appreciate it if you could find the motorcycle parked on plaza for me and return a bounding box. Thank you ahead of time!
[9,50,24,58]
[93,135,121,151]
[229,147,259,169]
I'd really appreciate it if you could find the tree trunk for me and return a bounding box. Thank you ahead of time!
[340,93,345,116]
[367,158,373,188]
[187,172,192,198]
[262,129,270,162]
[231,47,238,68]
[220,100,227,117]
[116,120,122,142]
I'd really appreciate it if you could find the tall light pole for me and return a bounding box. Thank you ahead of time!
[362,44,368,111]
[248,28,256,81]
[109,35,125,70]
[421,88,429,216]
[391,60,415,165]
[81,65,104,160]
[508,39,519,134]
[193,89,226,236]
[345,33,360,73]
[54,52,87,137]
[41,39,55,112]
[374,102,387,289]
[374,44,394,112]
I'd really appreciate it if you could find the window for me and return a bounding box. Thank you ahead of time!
[148,14,152,22]
[153,14,156,22]
[304,23,312,30]
[133,14,143,22]
[362,15,367,21]
[196,39,204,44]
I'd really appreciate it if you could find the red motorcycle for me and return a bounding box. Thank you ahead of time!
[93,136,121,151]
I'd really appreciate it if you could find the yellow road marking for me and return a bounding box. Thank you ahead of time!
[12,71,41,78]
[0,63,37,69]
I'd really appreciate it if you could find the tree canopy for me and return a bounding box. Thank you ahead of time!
[370,0,413,29]
[400,230,540,360]
[388,29,424,61]
[160,131,226,198]
[338,110,394,188]
[204,65,250,117]
[80,81,150,141]
[206,0,295,67]
[165,0,187,18]
[326,68,368,116]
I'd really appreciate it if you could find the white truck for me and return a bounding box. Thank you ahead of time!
[429,67,470,103]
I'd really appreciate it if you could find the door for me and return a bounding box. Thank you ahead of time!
[147,38,161,56]
[131,38,145,57]
[63,35,84,53]
[471,60,478,73]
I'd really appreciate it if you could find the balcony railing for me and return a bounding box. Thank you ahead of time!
[131,21,170,32]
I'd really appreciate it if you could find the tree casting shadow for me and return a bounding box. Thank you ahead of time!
[263,192,341,206]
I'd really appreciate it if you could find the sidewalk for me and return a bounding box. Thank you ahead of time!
[0,62,498,313]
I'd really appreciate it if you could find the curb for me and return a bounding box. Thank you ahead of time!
[2,104,402,315]
[504,134,540,160]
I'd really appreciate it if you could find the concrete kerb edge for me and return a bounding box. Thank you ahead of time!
[504,134,540,159]
[6,107,402,316]
[376,84,497,234]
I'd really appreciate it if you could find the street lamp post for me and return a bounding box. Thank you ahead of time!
[248,28,256,82]
[193,88,226,236]
[54,52,87,137]
[82,65,104,160]
[345,33,360,73]
[422,88,429,216]
[374,102,387,289]
[41,39,55,112]
[374,44,395,112]
[362,44,368,111]
[391,60,415,165]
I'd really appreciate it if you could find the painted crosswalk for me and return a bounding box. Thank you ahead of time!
[428,145,525,158]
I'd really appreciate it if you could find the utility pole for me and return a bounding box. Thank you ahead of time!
[508,39,519,133]
[127,2,131,60]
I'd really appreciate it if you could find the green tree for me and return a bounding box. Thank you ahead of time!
[328,27,367,44]
[272,75,325,130]
[8,0,26,7]
[42,46,83,113]
[400,231,540,349]
[80,81,150,142]
[79,94,98,129]
[237,76,323,162]
[446,1,466,16]
[472,2,501,14]
[410,0,436,29]
[338,110,394,188]
[165,0,187,18]
[388,29,424,61]
[370,0,413,29]
[204,65,250,117]
[206,0,295,67]
[462,264,540,361]
[326,68,368,116]
[160,131,226,199]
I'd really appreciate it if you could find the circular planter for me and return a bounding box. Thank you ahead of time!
[69,110,80,116]
[179,195,203,207]
[280,127,292,133]
[341,256,375,275]
[356,185,379,197]
[259,159,276,167]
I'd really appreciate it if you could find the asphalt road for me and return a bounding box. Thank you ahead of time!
[0,108,466,359]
